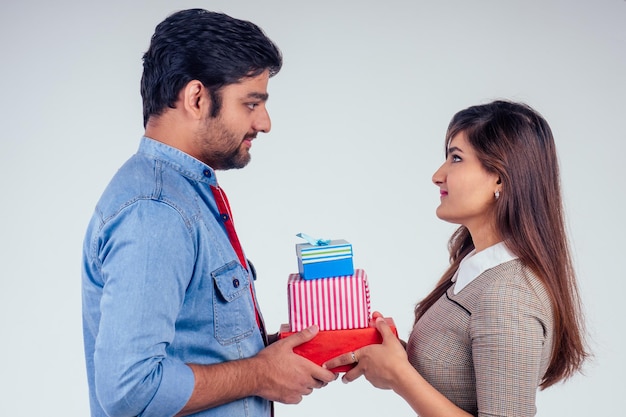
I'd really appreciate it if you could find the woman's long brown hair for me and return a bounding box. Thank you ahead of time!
[414,100,588,388]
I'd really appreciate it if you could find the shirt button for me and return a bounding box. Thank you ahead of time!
[203,169,211,177]
[232,278,240,288]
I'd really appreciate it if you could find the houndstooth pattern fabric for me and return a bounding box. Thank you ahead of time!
[407,259,553,417]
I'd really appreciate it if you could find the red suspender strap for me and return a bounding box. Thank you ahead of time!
[210,185,262,328]
[210,185,273,416]
[210,185,248,267]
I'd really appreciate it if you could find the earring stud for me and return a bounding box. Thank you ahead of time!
[495,190,500,200]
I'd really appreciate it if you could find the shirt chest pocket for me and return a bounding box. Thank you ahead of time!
[212,261,257,345]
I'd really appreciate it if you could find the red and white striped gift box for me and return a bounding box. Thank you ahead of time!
[287,268,371,332]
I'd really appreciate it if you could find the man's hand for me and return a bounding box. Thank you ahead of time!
[176,325,336,416]
[251,325,337,404]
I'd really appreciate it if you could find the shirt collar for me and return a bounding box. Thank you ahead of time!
[138,136,218,186]
[452,242,518,294]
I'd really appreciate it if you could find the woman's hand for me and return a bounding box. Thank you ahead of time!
[324,312,473,417]
[323,312,411,391]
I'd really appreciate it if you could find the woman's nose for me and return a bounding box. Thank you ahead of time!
[432,163,445,185]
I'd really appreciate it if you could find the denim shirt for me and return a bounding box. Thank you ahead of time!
[82,137,269,417]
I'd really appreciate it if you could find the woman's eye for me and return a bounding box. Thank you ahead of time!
[450,154,462,162]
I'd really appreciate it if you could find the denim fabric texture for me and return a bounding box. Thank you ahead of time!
[82,137,268,417]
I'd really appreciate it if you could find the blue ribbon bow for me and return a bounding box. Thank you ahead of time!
[296,232,330,246]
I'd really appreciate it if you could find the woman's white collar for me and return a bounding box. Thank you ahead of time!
[452,242,518,294]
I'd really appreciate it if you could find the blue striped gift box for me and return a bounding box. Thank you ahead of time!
[296,239,354,280]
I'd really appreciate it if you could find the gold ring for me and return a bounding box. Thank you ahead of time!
[350,351,358,363]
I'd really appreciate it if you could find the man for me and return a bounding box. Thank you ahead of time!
[82,9,336,417]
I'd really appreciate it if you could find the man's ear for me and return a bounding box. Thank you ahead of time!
[181,80,207,119]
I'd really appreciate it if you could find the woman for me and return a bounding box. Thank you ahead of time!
[324,100,588,416]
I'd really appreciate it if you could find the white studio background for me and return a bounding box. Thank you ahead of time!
[1,0,623,415]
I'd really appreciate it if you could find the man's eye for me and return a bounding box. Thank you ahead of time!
[247,103,259,110]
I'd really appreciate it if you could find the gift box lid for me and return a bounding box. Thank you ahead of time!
[296,239,353,264]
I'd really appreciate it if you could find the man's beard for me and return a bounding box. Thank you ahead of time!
[215,143,251,170]
[199,116,253,170]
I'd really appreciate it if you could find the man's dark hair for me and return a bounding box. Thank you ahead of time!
[141,9,283,126]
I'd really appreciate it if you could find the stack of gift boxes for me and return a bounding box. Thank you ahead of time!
[279,237,397,372]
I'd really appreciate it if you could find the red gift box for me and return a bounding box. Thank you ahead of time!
[278,317,397,372]
[288,268,371,332]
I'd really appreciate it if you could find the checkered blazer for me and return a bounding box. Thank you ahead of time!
[407,259,553,417]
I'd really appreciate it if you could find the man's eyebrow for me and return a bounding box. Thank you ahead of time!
[247,92,269,101]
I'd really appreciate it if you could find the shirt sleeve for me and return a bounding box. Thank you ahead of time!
[94,199,196,417]
[471,276,549,417]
